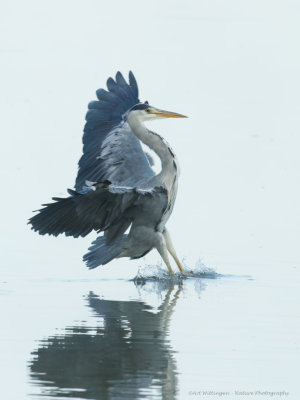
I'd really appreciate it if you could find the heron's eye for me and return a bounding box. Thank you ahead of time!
[146,109,151,113]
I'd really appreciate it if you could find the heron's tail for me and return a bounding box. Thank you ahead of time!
[83,235,127,269]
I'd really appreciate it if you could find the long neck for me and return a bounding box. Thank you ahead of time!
[127,114,176,184]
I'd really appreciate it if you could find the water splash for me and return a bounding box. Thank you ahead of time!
[183,258,219,278]
[132,258,219,284]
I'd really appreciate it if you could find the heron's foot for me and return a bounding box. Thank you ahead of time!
[167,264,175,276]
[180,271,194,278]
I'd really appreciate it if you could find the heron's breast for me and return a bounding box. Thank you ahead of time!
[157,169,179,231]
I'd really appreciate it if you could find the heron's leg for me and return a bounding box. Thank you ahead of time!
[163,229,185,274]
[155,233,174,275]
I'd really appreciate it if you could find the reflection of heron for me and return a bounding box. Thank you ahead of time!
[29,72,187,275]
[30,285,182,399]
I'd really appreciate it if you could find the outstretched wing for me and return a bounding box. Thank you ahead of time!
[75,71,155,191]
[29,184,167,243]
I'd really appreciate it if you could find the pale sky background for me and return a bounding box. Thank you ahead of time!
[1,2,300,399]
[0,0,299,278]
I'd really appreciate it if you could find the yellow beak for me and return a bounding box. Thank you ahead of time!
[151,108,188,118]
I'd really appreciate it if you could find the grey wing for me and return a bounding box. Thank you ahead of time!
[75,71,155,191]
[29,185,168,243]
[96,123,155,187]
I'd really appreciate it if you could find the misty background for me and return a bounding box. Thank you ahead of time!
[1,1,299,281]
[0,2,299,398]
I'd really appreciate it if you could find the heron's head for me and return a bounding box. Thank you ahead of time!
[128,102,187,122]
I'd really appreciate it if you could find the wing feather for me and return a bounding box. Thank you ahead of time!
[29,185,167,241]
[129,71,139,98]
[75,71,154,191]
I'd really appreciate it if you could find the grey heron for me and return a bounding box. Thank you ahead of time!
[29,72,187,275]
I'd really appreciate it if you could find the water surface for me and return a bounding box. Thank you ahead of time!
[3,267,292,399]
[0,265,298,400]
